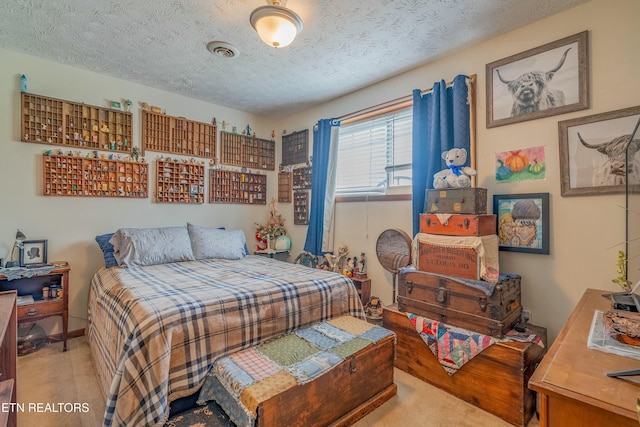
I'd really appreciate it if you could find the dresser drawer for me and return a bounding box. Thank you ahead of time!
[18,300,64,319]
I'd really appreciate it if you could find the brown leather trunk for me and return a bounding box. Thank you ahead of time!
[419,213,497,236]
[397,269,522,338]
[383,304,546,427]
[255,335,397,427]
[425,188,488,214]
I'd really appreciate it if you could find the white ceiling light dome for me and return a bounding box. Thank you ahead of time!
[250,0,303,48]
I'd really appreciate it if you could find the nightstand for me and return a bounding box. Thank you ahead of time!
[351,276,371,305]
[0,266,69,352]
[254,249,290,262]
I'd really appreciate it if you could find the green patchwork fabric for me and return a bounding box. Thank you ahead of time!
[329,337,370,358]
[258,334,318,366]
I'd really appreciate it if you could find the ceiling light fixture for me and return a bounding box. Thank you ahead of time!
[250,0,303,48]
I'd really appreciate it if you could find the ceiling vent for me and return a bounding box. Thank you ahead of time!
[206,41,239,58]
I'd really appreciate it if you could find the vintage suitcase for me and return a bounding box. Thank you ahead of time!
[425,188,487,214]
[419,213,497,236]
[397,269,521,337]
[383,304,546,427]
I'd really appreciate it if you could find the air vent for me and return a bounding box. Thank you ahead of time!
[207,41,239,58]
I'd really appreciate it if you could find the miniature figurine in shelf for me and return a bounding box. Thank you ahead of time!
[132,146,140,162]
[101,124,109,132]
[57,149,64,155]
[141,102,149,110]
[359,252,366,274]
[246,124,252,135]
[212,117,217,126]
[221,120,227,130]
[232,126,237,133]
[252,131,257,138]
[124,99,132,112]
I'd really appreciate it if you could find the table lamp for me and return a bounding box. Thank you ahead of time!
[5,229,26,268]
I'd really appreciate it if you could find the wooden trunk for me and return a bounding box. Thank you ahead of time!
[419,213,496,236]
[256,335,396,427]
[383,304,546,427]
[397,270,521,337]
[425,188,487,214]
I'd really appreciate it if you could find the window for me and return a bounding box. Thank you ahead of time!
[336,107,412,196]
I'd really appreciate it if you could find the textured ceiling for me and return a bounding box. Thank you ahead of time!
[0,0,588,118]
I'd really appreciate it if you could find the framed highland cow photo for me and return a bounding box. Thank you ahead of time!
[486,31,589,128]
[558,106,640,196]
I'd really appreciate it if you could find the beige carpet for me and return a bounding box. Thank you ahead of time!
[17,337,540,427]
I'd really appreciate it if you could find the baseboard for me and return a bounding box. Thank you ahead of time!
[46,327,84,343]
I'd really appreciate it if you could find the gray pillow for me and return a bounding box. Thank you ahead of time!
[109,226,195,267]
[187,223,247,260]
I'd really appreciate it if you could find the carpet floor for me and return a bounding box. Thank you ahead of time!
[16,336,540,427]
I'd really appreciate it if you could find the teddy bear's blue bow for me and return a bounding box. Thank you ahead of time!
[448,164,463,176]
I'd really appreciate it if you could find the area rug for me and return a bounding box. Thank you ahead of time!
[165,401,236,427]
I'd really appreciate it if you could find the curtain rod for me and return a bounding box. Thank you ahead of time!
[340,74,476,125]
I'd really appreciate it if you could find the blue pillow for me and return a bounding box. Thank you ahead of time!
[210,225,249,255]
[95,233,118,268]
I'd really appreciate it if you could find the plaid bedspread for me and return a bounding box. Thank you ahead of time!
[86,256,365,427]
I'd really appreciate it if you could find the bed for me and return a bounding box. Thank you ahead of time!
[87,225,364,427]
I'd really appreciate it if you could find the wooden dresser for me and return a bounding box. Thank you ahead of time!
[529,288,640,427]
[0,291,17,427]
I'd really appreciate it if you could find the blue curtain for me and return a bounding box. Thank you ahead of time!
[304,118,340,255]
[411,74,470,236]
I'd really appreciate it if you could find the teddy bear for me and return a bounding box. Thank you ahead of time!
[433,147,477,189]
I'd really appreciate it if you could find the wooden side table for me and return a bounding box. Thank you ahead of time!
[254,250,290,262]
[529,288,639,427]
[0,266,69,352]
[351,276,371,305]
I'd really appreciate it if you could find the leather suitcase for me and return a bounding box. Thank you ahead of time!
[425,188,487,214]
[397,269,521,337]
[419,213,496,236]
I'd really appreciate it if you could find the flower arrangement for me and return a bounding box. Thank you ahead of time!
[256,198,287,241]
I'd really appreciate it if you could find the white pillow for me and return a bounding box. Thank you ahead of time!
[109,226,195,267]
[187,223,247,260]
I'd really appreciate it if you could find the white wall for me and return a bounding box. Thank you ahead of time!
[0,49,276,334]
[279,0,640,342]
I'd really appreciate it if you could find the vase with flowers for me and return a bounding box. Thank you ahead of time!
[256,198,287,251]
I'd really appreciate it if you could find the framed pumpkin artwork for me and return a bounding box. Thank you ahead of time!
[495,146,546,183]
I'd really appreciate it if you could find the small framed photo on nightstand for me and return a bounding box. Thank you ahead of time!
[19,240,48,267]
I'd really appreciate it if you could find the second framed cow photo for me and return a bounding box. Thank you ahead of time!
[558,106,640,197]
[486,31,589,128]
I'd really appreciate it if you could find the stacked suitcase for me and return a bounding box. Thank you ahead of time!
[398,187,522,338]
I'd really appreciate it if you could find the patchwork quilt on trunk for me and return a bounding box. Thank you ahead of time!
[197,315,395,427]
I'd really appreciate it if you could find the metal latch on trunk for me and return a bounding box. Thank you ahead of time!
[406,281,413,294]
[478,297,487,312]
[350,357,357,374]
[437,288,447,304]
